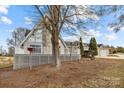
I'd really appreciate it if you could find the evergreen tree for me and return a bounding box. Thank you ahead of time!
[79,37,84,58]
[89,37,98,55]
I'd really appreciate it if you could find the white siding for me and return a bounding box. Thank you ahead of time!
[15,29,69,55]
[15,47,25,54]
[98,48,109,57]
[84,46,89,50]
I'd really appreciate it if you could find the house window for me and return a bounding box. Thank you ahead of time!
[30,45,41,54]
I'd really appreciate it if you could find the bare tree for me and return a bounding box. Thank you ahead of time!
[29,5,98,68]
[7,28,30,47]
[91,5,124,32]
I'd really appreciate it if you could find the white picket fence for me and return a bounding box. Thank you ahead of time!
[13,54,80,69]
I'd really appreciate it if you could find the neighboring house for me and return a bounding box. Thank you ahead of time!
[83,43,110,57]
[65,41,80,55]
[83,43,89,50]
[97,44,110,57]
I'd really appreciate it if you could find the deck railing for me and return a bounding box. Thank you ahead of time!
[13,54,80,69]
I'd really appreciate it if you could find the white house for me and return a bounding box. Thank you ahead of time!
[97,44,110,57]
[14,20,81,69]
[15,21,80,55]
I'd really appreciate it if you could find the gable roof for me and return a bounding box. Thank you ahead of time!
[19,20,67,48]
[65,41,79,47]
[19,20,42,47]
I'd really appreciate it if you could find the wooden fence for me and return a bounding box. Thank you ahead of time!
[13,54,80,69]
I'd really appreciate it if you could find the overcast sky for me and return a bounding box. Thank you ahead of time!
[0,5,124,50]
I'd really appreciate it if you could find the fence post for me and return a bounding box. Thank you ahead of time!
[29,55,32,70]
[48,54,49,64]
[38,54,40,65]
[13,55,16,70]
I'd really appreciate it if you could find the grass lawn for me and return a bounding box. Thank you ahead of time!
[0,56,13,69]
[0,58,124,88]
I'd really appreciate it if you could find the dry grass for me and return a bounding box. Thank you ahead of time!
[0,56,13,69]
[0,58,124,88]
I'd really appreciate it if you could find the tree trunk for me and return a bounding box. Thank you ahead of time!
[51,28,61,69]
[54,41,61,68]
[50,6,61,69]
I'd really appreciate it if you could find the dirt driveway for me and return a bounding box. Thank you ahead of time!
[0,58,124,88]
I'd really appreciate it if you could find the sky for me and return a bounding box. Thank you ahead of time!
[0,5,124,51]
[0,5,33,50]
